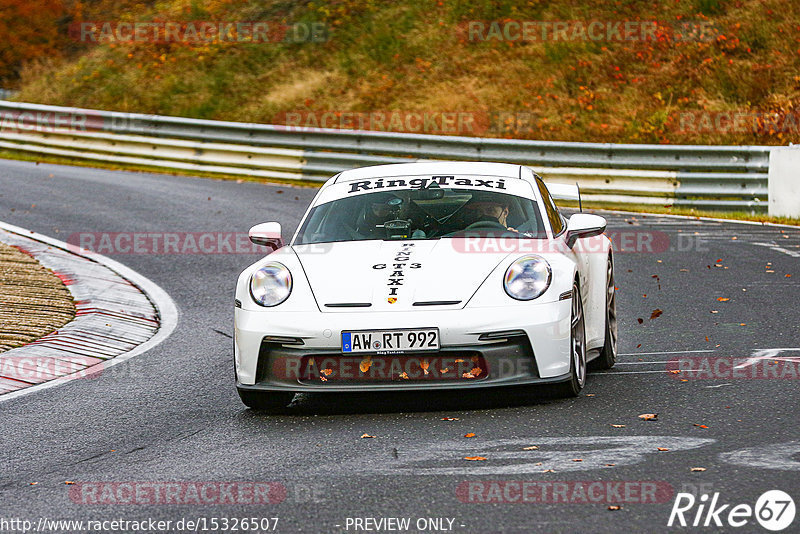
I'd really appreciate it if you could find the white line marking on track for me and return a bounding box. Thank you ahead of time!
[618,350,716,356]
[605,347,800,376]
[752,242,800,257]
[0,220,179,404]
[732,348,800,370]
[616,361,671,365]
[719,442,800,471]
[358,436,715,475]
[593,370,677,375]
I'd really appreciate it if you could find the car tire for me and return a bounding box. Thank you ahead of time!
[237,389,295,411]
[548,281,587,398]
[590,256,617,370]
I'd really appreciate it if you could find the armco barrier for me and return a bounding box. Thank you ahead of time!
[0,100,774,211]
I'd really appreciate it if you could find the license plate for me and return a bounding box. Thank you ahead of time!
[342,328,439,354]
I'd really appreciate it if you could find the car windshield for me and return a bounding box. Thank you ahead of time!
[294,187,546,244]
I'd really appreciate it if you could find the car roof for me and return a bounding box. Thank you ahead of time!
[332,161,525,183]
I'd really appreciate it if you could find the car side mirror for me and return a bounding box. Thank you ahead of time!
[565,213,606,248]
[249,222,283,251]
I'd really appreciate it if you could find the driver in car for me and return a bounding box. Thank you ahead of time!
[357,194,416,239]
[463,194,518,233]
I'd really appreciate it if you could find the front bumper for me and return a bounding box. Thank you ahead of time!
[234,301,572,392]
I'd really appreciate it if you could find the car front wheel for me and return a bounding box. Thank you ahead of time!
[590,256,617,370]
[549,281,587,398]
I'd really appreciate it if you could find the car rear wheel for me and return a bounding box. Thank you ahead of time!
[590,257,617,370]
[237,389,295,411]
[549,281,587,398]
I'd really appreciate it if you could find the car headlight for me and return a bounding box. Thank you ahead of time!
[250,262,292,307]
[503,255,552,300]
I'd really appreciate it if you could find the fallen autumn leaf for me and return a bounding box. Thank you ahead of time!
[462,367,482,379]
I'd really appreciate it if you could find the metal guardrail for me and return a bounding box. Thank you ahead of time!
[0,100,773,210]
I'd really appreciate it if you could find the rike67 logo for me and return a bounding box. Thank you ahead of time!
[668,490,795,531]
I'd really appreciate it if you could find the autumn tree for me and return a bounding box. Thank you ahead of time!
[0,0,68,86]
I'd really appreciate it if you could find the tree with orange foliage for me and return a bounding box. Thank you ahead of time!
[0,0,68,85]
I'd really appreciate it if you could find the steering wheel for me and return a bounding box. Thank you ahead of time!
[465,220,508,231]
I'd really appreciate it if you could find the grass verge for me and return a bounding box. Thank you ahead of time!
[0,240,75,352]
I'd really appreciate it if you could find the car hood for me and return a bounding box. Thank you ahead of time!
[292,240,512,312]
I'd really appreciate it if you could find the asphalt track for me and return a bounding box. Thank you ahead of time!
[1,158,798,533]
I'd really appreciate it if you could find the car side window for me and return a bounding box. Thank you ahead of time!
[535,178,565,235]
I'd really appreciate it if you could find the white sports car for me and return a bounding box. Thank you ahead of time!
[234,162,617,409]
